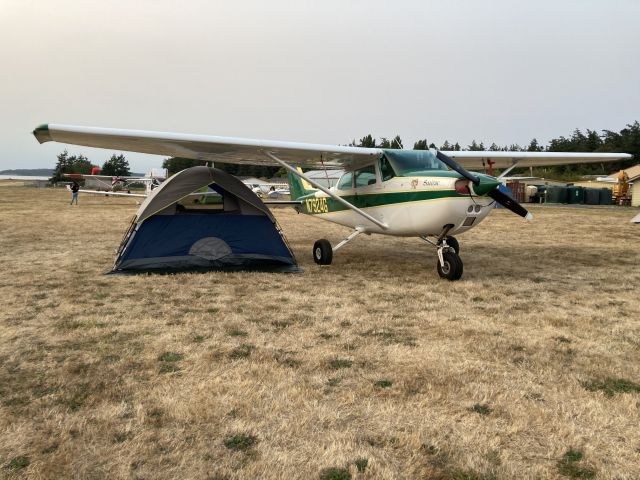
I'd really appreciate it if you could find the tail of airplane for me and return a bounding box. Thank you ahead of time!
[287,168,315,200]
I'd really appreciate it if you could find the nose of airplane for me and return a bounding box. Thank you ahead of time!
[470,174,501,196]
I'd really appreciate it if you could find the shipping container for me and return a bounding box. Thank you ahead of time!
[506,181,525,203]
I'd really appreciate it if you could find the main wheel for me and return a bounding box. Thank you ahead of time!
[444,236,460,254]
[313,239,333,265]
[437,251,463,281]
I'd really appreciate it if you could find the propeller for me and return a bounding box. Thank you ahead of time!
[487,188,533,220]
[436,150,480,185]
[436,150,533,220]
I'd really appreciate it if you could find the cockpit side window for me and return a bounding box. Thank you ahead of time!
[354,165,376,187]
[379,155,396,181]
[337,172,353,190]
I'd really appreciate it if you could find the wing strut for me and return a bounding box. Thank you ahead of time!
[265,152,388,230]
[497,161,520,179]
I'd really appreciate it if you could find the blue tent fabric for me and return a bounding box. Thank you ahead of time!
[118,214,295,270]
[111,167,299,273]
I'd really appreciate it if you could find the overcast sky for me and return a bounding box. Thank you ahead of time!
[1,0,639,172]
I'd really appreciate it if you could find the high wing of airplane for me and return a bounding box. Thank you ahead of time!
[33,123,633,280]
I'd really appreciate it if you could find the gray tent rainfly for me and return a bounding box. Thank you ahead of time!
[112,166,299,273]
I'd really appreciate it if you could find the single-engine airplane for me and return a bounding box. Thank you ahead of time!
[33,124,632,280]
[64,170,166,198]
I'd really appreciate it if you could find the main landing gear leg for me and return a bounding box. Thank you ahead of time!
[313,228,363,265]
[420,225,463,281]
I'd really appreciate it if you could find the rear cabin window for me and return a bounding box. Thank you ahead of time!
[337,172,353,190]
[379,155,396,181]
[354,165,376,187]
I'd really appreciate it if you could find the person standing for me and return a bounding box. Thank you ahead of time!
[70,181,80,205]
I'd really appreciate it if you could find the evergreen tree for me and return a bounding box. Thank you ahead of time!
[357,134,376,147]
[467,140,483,151]
[51,150,72,183]
[50,150,96,182]
[162,157,200,176]
[526,138,543,152]
[440,140,452,150]
[101,154,130,176]
[413,139,428,150]
[71,155,94,174]
[585,129,603,151]
[379,135,403,149]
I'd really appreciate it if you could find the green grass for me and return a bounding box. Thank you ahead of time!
[470,404,492,416]
[581,377,640,397]
[158,352,184,362]
[229,344,254,360]
[319,467,351,480]
[6,456,30,471]
[223,434,257,451]
[328,358,353,370]
[226,328,248,337]
[319,332,339,340]
[557,449,596,479]
[159,363,181,374]
[353,457,368,472]
[374,379,393,388]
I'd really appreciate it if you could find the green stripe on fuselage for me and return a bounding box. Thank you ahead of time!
[299,189,464,215]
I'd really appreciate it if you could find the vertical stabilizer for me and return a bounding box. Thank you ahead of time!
[287,167,315,200]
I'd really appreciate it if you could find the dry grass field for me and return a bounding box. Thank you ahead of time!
[1,185,639,479]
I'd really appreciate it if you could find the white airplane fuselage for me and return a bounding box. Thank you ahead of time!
[297,174,497,237]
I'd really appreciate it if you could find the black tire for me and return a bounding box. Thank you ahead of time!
[445,236,460,254]
[437,252,463,281]
[313,239,333,265]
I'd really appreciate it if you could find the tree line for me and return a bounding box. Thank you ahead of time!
[50,151,131,183]
[53,121,639,182]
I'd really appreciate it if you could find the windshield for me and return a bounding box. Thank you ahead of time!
[382,150,450,176]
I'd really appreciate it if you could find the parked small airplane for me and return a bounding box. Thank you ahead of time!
[33,124,632,280]
[64,169,166,198]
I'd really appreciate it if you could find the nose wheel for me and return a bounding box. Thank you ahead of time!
[436,250,463,280]
[444,236,459,254]
[420,229,464,281]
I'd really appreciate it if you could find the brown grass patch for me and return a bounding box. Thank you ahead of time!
[0,186,639,478]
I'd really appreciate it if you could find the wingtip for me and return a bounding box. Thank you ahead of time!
[32,124,52,144]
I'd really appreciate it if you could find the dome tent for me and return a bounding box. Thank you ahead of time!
[111,166,299,273]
